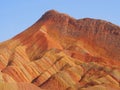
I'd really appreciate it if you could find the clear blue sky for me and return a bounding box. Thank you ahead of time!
[0,0,120,42]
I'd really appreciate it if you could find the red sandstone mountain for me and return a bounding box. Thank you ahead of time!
[0,10,120,90]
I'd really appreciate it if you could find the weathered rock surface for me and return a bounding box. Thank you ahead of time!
[0,10,120,90]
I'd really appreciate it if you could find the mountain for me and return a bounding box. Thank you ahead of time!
[0,10,120,90]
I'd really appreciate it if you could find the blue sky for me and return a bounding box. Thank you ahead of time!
[0,0,120,42]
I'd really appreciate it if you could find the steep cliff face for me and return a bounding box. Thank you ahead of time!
[0,10,120,90]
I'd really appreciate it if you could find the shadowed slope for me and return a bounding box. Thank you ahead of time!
[39,10,120,61]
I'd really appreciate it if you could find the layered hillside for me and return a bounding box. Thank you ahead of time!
[0,10,120,90]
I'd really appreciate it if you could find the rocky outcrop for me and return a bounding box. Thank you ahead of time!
[0,10,120,90]
[0,83,43,90]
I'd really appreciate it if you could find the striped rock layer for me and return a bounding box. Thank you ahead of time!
[0,10,120,90]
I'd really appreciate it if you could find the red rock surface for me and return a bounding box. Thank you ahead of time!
[0,10,120,90]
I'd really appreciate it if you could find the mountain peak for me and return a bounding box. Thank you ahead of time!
[0,10,120,90]
[13,10,120,61]
[38,10,72,25]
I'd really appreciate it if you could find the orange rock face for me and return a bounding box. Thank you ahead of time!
[0,10,120,90]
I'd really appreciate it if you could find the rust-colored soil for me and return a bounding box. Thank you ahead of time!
[0,10,120,90]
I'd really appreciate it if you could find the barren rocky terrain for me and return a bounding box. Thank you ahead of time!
[0,10,120,90]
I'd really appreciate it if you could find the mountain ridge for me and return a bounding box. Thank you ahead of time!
[0,10,120,90]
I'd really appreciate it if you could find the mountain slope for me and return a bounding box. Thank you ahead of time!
[0,10,120,90]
